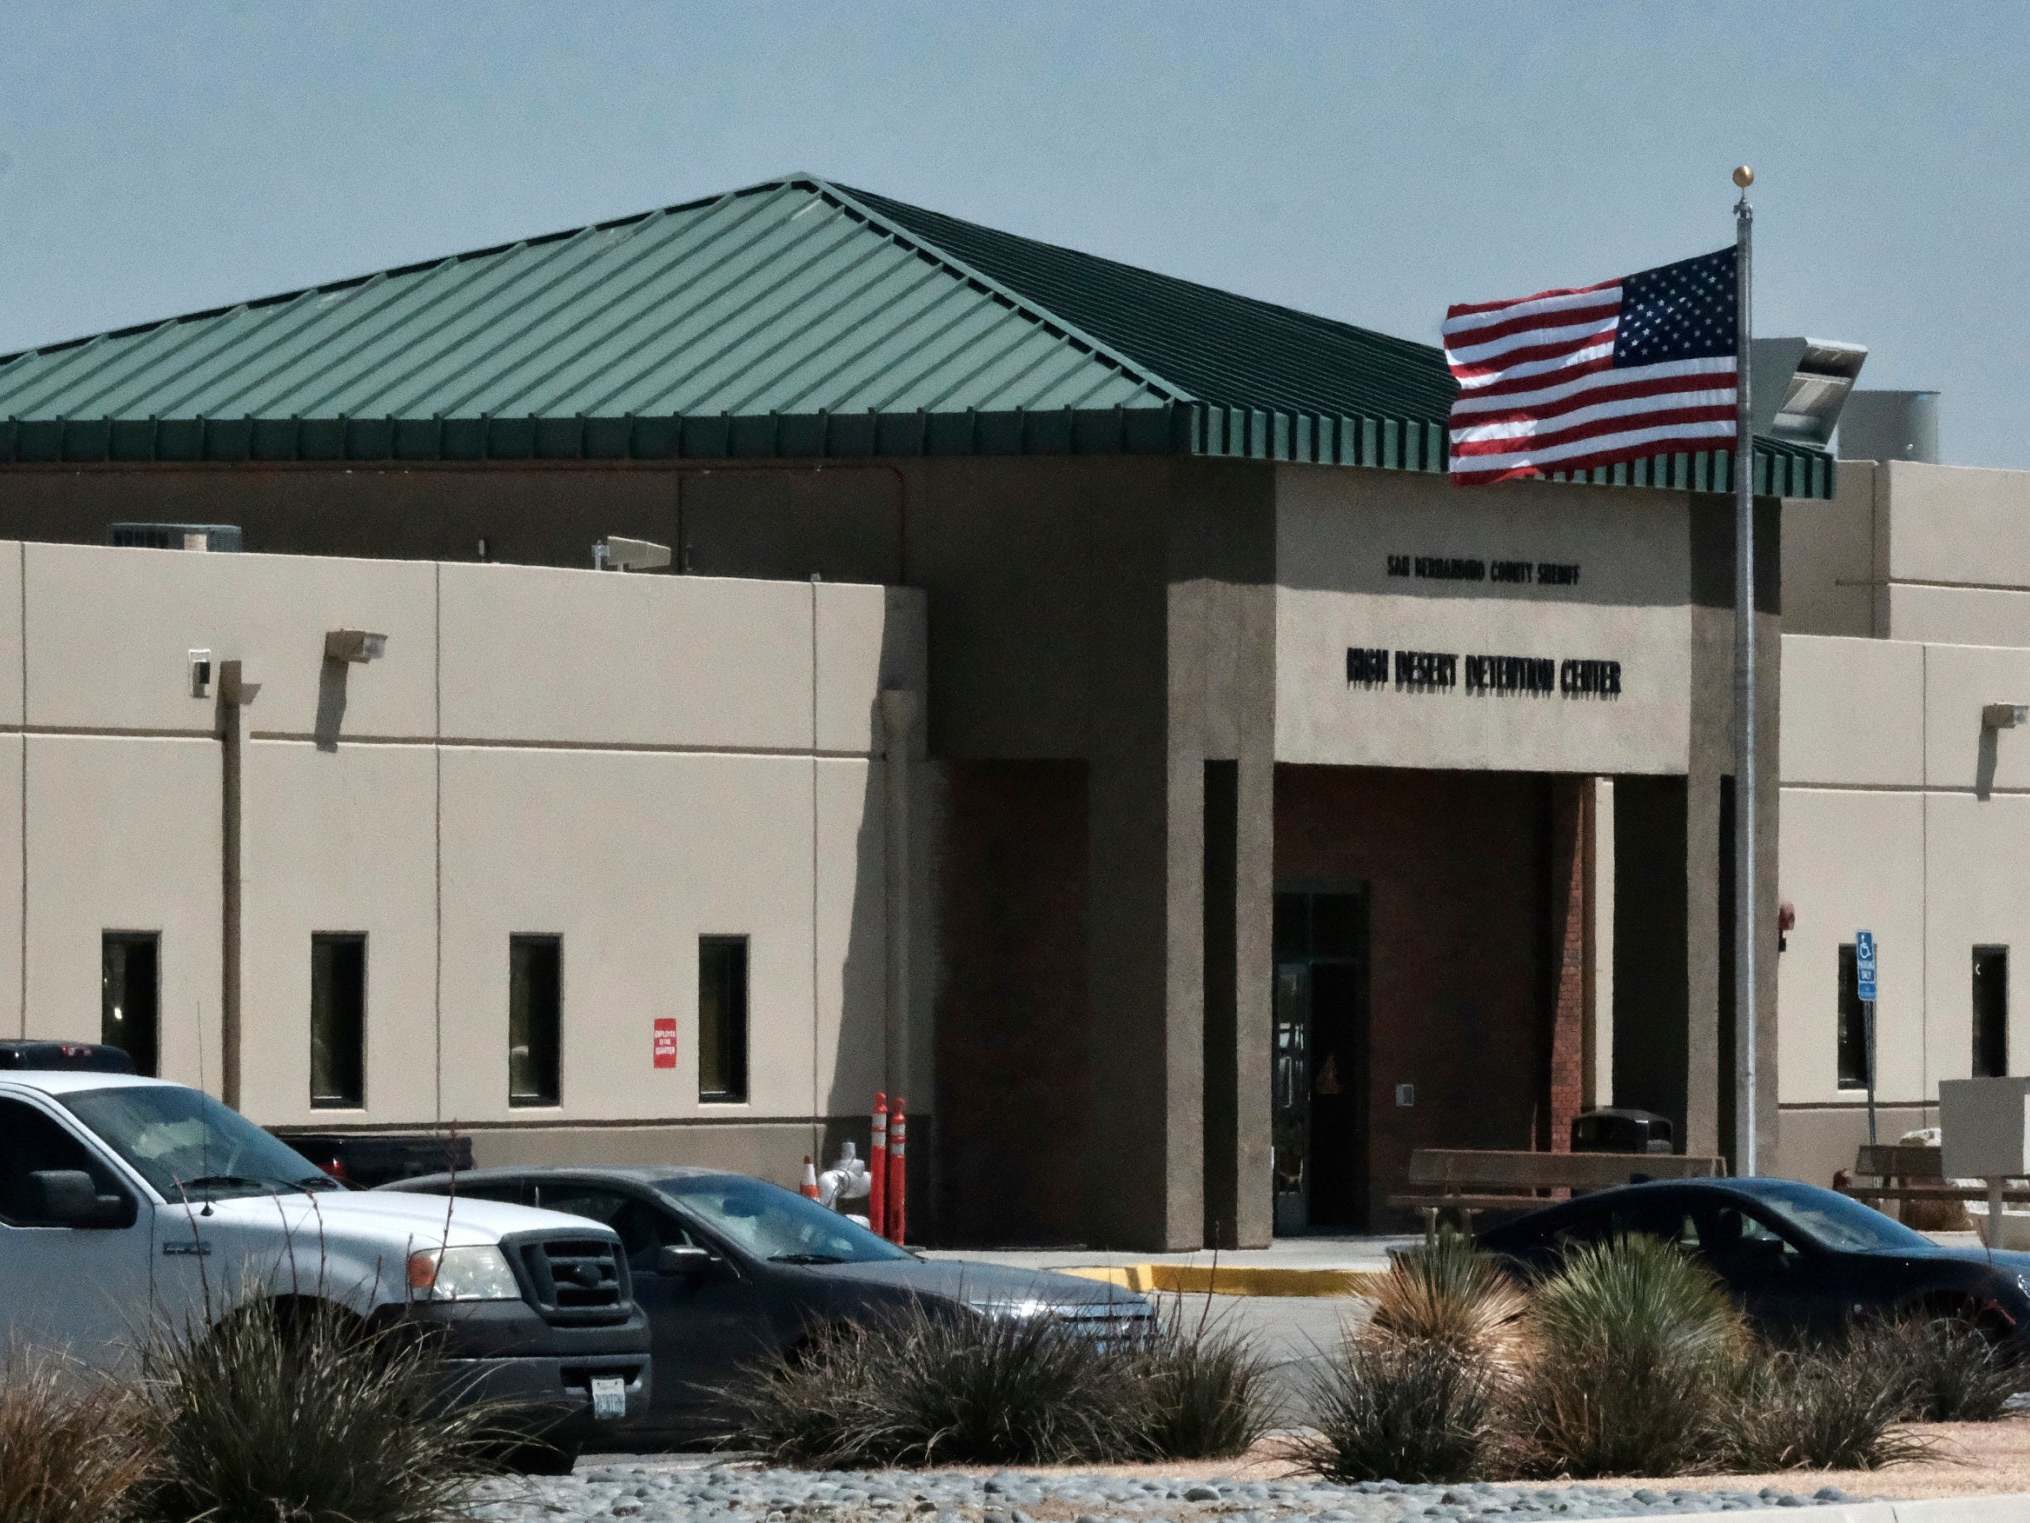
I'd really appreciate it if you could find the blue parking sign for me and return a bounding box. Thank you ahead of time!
[1856,930,1877,1003]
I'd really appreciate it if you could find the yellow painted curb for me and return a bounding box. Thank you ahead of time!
[1058,1264,1388,1298]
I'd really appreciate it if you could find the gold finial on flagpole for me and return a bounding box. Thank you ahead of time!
[1732,164,1755,189]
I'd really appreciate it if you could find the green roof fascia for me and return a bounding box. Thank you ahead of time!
[1187,403,1832,498]
[0,401,1834,496]
[0,404,1191,465]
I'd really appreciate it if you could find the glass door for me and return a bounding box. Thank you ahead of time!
[1272,962,1312,1234]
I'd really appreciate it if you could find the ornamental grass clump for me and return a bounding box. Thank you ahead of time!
[1512,1234,1748,1478]
[136,1297,502,1523]
[724,1298,1145,1467]
[1292,1335,1500,1484]
[1726,1337,1934,1473]
[1130,1297,1278,1460]
[0,1347,152,1523]
[1866,1312,2024,1423]
[1368,1232,1528,1371]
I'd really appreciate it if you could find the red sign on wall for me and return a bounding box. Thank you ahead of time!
[652,1018,677,1070]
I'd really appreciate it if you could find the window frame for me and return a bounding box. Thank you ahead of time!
[1973,944,2010,1080]
[507,933,563,1108]
[309,931,368,1110]
[697,934,750,1105]
[100,930,162,1078]
[1835,942,1869,1091]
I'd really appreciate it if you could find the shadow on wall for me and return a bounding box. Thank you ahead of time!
[1977,727,1998,800]
[314,660,348,751]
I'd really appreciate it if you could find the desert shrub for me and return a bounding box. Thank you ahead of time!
[1512,1234,1748,1477]
[0,1347,151,1523]
[1129,1298,1277,1459]
[724,1299,1146,1467]
[1292,1336,1499,1484]
[1864,1312,2023,1423]
[137,1297,501,1523]
[1369,1232,1528,1371]
[1728,1340,1934,1472]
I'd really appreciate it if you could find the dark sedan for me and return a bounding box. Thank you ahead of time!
[1477,1177,2030,1342]
[383,1166,1155,1442]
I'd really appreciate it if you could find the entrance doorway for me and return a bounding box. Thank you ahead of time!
[1272,889,1371,1233]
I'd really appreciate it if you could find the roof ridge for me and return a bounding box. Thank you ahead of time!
[809,178,1193,406]
[834,181,1444,367]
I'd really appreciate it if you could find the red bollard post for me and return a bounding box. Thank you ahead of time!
[888,1096,907,1247]
[869,1093,888,1238]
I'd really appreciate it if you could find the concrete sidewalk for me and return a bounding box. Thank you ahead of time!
[922,1235,1417,1297]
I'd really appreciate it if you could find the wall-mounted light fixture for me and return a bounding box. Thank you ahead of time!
[1982,703,2027,730]
[324,629,388,663]
[592,536,672,573]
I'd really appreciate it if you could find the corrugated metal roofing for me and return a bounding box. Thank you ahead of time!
[0,173,1831,497]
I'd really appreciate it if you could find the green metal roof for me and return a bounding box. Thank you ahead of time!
[0,174,1831,497]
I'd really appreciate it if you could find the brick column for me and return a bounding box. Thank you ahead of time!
[1545,776,1590,1152]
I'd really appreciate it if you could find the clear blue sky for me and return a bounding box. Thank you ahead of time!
[3,2,2021,464]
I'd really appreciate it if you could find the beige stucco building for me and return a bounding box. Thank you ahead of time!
[3,171,1959,1250]
[4,539,929,1178]
[1776,458,2030,1186]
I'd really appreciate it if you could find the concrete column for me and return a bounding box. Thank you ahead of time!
[880,689,923,1116]
[1084,742,1204,1249]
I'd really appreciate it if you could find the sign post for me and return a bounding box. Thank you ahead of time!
[1856,930,1879,1145]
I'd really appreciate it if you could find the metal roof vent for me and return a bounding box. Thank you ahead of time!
[1749,337,1868,449]
[1838,390,1940,464]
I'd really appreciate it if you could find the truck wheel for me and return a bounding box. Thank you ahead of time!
[503,1437,581,1475]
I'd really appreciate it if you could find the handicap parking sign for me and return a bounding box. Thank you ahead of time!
[1856,930,1877,1003]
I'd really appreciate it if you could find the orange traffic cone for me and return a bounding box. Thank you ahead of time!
[799,1155,820,1199]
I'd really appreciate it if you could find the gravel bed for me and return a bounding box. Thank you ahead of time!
[472,1462,1866,1522]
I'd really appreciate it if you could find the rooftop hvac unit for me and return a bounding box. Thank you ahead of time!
[1838,390,1941,465]
[108,522,243,553]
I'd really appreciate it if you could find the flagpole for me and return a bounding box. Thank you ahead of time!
[1732,163,1757,1177]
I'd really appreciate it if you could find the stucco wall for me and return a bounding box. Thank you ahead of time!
[0,541,926,1174]
[1273,468,1694,776]
[1777,629,2030,1180]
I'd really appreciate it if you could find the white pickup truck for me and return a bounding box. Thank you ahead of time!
[0,1065,652,1463]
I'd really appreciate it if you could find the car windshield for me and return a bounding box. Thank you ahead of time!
[1750,1185,1931,1253]
[660,1174,912,1264]
[59,1085,337,1201]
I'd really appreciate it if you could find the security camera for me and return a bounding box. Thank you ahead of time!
[1982,703,2028,730]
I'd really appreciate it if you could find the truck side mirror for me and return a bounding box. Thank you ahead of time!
[656,1244,713,1277]
[27,1169,133,1229]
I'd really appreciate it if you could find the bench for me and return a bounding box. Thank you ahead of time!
[1390,1147,1729,1242]
[1836,1144,2026,1227]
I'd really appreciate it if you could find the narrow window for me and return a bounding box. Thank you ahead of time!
[509,935,562,1107]
[310,933,366,1108]
[698,936,749,1103]
[1835,942,1869,1090]
[101,932,160,1077]
[1974,945,2010,1079]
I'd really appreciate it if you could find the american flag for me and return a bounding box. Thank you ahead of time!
[1442,247,1738,486]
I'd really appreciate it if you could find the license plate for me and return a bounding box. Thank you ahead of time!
[590,1376,626,1420]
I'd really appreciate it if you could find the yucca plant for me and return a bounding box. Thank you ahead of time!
[136,1297,502,1523]
[1368,1232,1528,1371]
[0,1347,152,1523]
[1292,1336,1499,1484]
[1512,1234,1748,1477]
